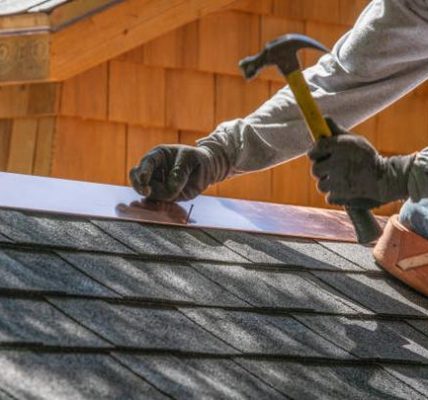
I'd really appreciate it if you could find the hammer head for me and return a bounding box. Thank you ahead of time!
[239,33,329,79]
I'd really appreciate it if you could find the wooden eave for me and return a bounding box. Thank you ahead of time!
[0,0,237,84]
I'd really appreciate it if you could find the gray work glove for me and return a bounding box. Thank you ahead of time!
[308,118,416,209]
[129,144,229,202]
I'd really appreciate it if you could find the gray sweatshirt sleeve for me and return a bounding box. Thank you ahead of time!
[197,0,428,177]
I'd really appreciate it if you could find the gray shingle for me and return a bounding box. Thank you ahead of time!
[237,360,426,400]
[0,388,14,400]
[0,210,132,253]
[384,365,428,398]
[317,241,383,271]
[0,233,12,243]
[406,320,428,337]
[59,252,247,307]
[114,354,287,400]
[203,229,363,270]
[294,315,428,363]
[0,298,107,347]
[92,220,247,262]
[181,308,352,358]
[0,352,167,400]
[50,299,235,353]
[0,249,114,297]
[313,271,428,317]
[192,262,368,313]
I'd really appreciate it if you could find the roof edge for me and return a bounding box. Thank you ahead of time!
[0,172,387,242]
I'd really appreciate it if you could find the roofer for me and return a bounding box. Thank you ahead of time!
[130,0,428,288]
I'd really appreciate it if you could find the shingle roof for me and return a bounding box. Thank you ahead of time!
[0,207,428,399]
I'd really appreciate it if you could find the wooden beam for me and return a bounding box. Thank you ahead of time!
[0,13,48,33]
[0,34,49,83]
[50,0,237,81]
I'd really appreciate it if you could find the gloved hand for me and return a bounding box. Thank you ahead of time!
[308,118,416,209]
[129,144,229,202]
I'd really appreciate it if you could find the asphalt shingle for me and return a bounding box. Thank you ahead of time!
[294,315,428,363]
[114,354,287,400]
[384,365,428,398]
[236,360,426,400]
[92,220,247,263]
[0,199,428,398]
[203,229,363,270]
[59,252,247,306]
[0,388,14,400]
[192,262,367,313]
[181,308,352,358]
[0,210,132,253]
[0,352,167,400]
[406,320,428,337]
[0,249,114,296]
[317,241,383,271]
[312,271,428,317]
[0,298,107,347]
[0,233,12,243]
[50,299,235,353]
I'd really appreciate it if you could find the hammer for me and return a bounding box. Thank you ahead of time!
[239,33,382,244]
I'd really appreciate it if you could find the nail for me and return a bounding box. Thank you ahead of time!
[186,204,194,224]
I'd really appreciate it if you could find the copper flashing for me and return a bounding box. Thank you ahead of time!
[0,172,386,242]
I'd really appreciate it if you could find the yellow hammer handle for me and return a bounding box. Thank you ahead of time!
[286,69,331,140]
[286,69,382,244]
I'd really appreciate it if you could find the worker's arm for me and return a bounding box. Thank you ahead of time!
[200,0,428,174]
[131,0,428,201]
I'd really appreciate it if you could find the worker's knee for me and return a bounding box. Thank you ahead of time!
[399,199,428,239]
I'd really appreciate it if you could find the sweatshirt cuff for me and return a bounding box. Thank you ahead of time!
[408,148,428,202]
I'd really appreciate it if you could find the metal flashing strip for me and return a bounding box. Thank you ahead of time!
[0,172,387,242]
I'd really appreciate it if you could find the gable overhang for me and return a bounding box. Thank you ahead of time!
[0,0,237,84]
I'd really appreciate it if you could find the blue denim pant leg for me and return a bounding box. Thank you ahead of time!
[399,199,428,240]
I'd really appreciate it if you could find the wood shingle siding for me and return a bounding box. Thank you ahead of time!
[166,69,215,132]
[198,11,260,76]
[7,118,38,174]
[109,62,166,127]
[52,118,127,185]
[60,64,108,121]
